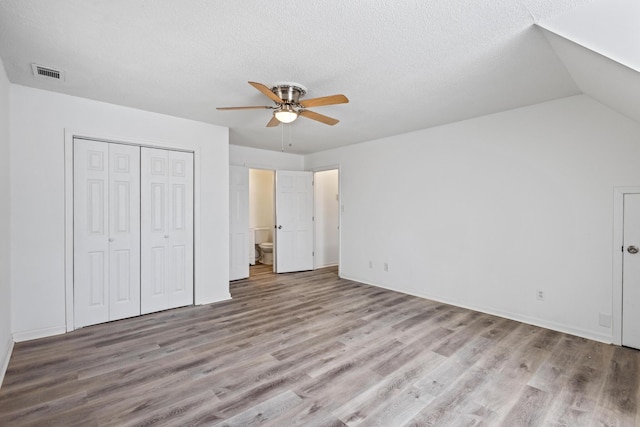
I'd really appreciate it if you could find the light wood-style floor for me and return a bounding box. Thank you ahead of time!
[1,265,639,426]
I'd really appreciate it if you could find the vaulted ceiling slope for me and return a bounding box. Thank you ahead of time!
[0,0,612,154]
[538,0,640,125]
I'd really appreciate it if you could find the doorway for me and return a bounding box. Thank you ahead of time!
[249,169,275,273]
[229,166,340,280]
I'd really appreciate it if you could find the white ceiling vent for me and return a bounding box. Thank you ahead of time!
[31,63,65,81]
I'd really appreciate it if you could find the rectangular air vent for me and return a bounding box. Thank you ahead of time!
[31,63,64,81]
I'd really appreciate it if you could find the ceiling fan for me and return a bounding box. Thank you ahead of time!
[217,81,349,127]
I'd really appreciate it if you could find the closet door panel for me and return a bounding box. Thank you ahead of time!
[167,151,194,308]
[141,148,194,313]
[141,148,171,314]
[74,140,110,328]
[151,246,166,293]
[108,143,140,321]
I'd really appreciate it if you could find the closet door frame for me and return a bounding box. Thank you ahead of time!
[64,130,197,332]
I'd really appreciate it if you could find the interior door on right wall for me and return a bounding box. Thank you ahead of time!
[623,193,640,349]
[275,170,314,273]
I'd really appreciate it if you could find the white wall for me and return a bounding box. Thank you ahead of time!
[0,58,12,384]
[305,95,640,343]
[249,169,274,240]
[314,170,340,268]
[229,144,304,171]
[10,85,230,341]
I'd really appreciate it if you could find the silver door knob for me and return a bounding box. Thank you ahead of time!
[628,245,639,254]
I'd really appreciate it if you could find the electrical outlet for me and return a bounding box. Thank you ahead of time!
[536,289,545,301]
[599,313,612,328]
[384,262,389,272]
[369,261,374,269]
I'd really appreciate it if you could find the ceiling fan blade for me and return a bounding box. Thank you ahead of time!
[299,109,339,126]
[249,81,283,103]
[266,115,280,127]
[299,94,349,108]
[216,106,271,110]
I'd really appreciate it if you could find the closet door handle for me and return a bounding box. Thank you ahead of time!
[108,238,114,242]
[164,235,169,239]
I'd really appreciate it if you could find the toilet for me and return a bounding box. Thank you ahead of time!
[258,242,273,265]
[253,228,274,265]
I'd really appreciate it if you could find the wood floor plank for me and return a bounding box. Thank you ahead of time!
[333,348,446,425]
[594,346,640,426]
[211,390,303,427]
[1,264,639,426]
[499,385,550,426]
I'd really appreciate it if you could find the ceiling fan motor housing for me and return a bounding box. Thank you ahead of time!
[272,82,307,104]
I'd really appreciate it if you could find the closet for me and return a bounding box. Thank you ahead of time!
[73,138,193,328]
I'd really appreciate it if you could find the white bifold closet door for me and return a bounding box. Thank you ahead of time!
[141,147,194,314]
[74,139,141,328]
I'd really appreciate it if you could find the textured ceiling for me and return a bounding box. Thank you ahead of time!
[0,0,595,154]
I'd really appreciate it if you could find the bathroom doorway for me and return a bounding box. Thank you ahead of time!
[240,167,340,278]
[249,169,275,273]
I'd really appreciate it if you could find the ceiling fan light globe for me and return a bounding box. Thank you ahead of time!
[274,110,298,123]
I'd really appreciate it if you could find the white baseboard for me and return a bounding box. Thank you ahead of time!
[198,293,232,306]
[0,338,14,388]
[340,274,613,345]
[315,263,338,269]
[12,326,67,343]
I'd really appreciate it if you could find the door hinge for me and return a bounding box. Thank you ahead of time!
[313,251,315,256]
[312,216,314,221]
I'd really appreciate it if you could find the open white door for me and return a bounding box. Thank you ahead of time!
[275,170,314,273]
[229,165,249,280]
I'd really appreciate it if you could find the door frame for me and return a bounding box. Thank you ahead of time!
[310,165,341,277]
[64,129,197,332]
[230,164,343,277]
[612,186,640,345]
